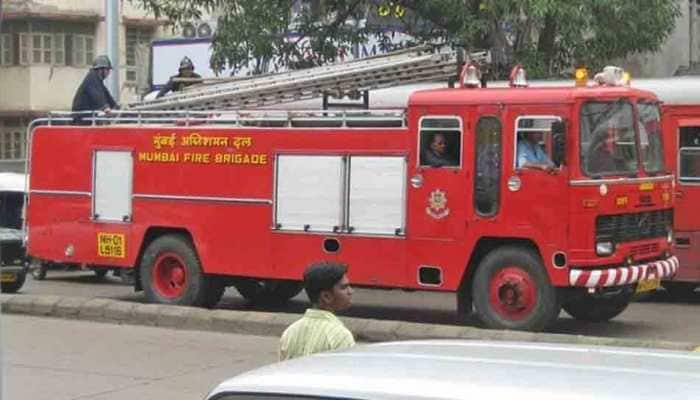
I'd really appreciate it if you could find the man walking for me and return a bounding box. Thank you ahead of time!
[279,262,355,361]
[71,55,118,124]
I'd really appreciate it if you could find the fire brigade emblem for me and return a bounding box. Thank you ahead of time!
[426,189,450,219]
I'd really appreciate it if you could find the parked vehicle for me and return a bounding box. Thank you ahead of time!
[205,340,700,400]
[25,63,676,331]
[0,172,28,293]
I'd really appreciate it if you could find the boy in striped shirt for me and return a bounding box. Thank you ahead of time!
[280,262,355,360]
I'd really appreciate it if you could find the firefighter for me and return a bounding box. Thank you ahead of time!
[156,56,202,98]
[422,133,458,167]
[587,122,624,175]
[71,55,118,124]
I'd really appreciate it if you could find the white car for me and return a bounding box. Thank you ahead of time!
[206,340,700,400]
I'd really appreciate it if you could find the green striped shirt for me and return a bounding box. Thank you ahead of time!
[279,308,355,361]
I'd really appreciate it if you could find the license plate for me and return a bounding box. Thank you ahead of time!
[0,272,17,283]
[636,277,661,294]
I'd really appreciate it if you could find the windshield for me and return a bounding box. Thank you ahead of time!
[637,101,665,174]
[580,100,637,177]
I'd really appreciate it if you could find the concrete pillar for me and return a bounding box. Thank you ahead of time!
[105,0,120,100]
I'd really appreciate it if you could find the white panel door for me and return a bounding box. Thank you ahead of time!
[275,155,344,232]
[93,151,133,222]
[348,156,406,235]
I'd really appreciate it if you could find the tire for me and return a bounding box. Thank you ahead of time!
[31,262,47,280]
[1,270,26,293]
[204,279,226,308]
[139,234,214,307]
[663,282,698,300]
[471,246,560,332]
[563,289,632,322]
[235,279,303,305]
[93,269,108,279]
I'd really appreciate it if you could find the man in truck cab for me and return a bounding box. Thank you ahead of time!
[422,132,459,167]
[516,130,556,171]
[587,122,624,175]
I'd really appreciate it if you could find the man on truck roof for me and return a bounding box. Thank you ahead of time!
[156,56,202,98]
[71,55,118,124]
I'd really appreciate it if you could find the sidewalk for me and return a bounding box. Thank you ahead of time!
[2,294,697,351]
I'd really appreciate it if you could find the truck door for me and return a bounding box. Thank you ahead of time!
[507,114,568,244]
[407,115,467,240]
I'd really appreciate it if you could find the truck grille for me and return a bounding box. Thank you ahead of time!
[1,241,26,266]
[596,209,672,244]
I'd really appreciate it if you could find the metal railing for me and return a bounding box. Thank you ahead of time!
[40,109,408,129]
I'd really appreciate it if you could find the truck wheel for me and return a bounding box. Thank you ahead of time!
[93,269,108,279]
[140,234,213,307]
[663,282,698,300]
[1,271,26,293]
[563,290,632,322]
[235,279,303,305]
[471,246,560,332]
[30,262,47,280]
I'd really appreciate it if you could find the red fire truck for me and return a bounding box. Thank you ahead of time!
[25,65,677,331]
[633,78,700,297]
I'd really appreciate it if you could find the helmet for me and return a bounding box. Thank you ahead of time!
[91,55,112,70]
[179,56,194,71]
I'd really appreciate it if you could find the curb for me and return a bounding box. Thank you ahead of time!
[2,294,697,351]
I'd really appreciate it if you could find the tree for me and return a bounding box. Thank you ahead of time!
[133,0,681,78]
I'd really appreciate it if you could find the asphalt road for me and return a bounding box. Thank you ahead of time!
[15,269,700,343]
[1,314,279,400]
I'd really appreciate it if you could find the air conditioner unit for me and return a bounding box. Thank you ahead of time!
[182,22,196,38]
[197,22,212,38]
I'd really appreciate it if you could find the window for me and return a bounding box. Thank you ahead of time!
[637,101,664,174]
[515,116,560,170]
[73,34,94,67]
[419,116,462,167]
[580,101,637,177]
[0,34,12,65]
[679,126,700,183]
[0,119,26,161]
[475,117,501,216]
[126,27,153,83]
[5,21,93,66]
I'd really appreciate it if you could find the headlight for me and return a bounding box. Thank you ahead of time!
[596,241,615,256]
[667,229,674,244]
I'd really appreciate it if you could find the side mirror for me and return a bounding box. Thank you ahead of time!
[551,120,566,167]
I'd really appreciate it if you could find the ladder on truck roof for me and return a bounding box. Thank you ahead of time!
[128,46,473,112]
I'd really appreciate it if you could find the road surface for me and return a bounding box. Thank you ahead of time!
[15,270,700,343]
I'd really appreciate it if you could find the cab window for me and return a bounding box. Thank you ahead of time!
[514,116,561,169]
[474,117,501,216]
[419,117,461,168]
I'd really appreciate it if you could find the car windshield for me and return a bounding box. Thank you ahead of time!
[580,100,638,177]
[637,101,665,174]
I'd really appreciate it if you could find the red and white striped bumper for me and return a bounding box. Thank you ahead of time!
[569,256,679,288]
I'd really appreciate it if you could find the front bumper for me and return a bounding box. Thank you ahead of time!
[569,255,678,288]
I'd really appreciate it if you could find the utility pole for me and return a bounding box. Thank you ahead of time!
[105,0,120,101]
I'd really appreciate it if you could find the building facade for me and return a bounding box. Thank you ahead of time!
[0,0,166,172]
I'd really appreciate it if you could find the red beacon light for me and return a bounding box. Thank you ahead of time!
[509,64,528,87]
[459,62,481,88]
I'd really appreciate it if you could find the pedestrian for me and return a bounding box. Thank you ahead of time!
[71,55,118,124]
[156,56,202,98]
[279,262,355,361]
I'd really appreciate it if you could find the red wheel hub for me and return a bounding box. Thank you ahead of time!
[488,266,537,321]
[152,252,188,298]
